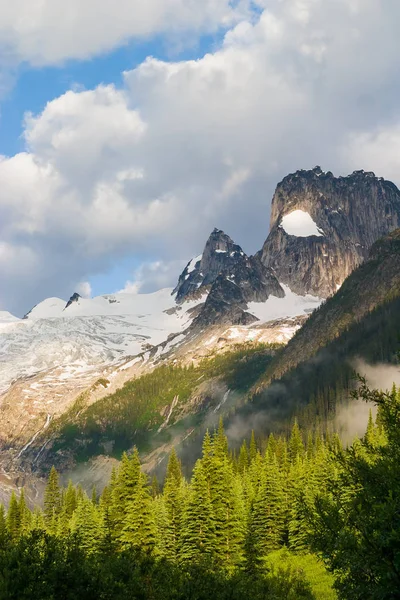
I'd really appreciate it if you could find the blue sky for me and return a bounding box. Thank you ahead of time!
[0,33,223,157]
[0,31,224,301]
[1,1,400,315]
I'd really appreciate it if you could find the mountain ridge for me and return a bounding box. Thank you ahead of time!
[2,166,400,503]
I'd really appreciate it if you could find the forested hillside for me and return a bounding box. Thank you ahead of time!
[1,380,399,599]
[261,229,400,385]
[234,294,400,442]
[30,344,279,471]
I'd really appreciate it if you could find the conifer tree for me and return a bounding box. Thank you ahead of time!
[151,475,160,498]
[237,441,249,475]
[179,461,216,563]
[31,507,46,532]
[288,457,310,552]
[162,448,184,560]
[289,420,304,463]
[99,485,114,552]
[6,492,20,540]
[111,448,141,540]
[251,454,285,555]
[206,424,246,569]
[214,417,229,461]
[121,471,157,552]
[266,433,277,461]
[0,504,7,543]
[70,494,102,554]
[18,489,32,535]
[44,466,61,531]
[63,480,78,517]
[249,430,258,463]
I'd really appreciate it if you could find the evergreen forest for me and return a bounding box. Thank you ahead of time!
[1,380,399,600]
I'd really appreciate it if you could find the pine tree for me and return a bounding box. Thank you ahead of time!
[0,505,7,543]
[99,485,114,552]
[57,480,78,537]
[6,492,20,540]
[121,471,157,552]
[179,461,216,563]
[249,430,258,463]
[31,507,46,532]
[251,454,285,556]
[214,417,229,461]
[111,448,141,541]
[289,420,304,463]
[44,466,61,531]
[70,494,102,554]
[162,448,184,560]
[237,441,249,475]
[151,475,160,498]
[18,489,32,535]
[266,433,277,461]
[63,480,78,517]
[208,444,246,569]
[288,456,310,552]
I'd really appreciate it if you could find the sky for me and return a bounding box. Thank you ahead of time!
[1,0,400,316]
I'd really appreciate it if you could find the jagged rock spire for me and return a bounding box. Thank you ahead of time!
[65,293,81,310]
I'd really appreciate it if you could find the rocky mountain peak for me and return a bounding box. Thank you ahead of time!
[260,168,400,297]
[173,228,246,302]
[65,292,81,310]
[174,227,284,326]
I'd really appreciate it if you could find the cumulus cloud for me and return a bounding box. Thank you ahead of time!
[0,0,251,66]
[342,124,400,183]
[76,281,92,298]
[1,0,400,314]
[122,260,187,295]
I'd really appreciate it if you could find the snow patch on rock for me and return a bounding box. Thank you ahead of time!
[280,210,324,237]
[247,284,322,323]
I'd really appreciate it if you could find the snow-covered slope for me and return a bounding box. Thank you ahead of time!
[0,289,205,394]
[247,285,321,322]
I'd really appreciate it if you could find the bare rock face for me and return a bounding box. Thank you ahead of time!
[174,228,248,302]
[65,292,81,310]
[259,167,400,297]
[174,228,284,326]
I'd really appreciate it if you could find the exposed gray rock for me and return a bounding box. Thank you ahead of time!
[174,228,247,302]
[259,167,400,297]
[65,293,81,310]
[175,229,284,326]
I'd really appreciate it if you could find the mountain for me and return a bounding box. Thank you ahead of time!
[260,228,400,385]
[2,166,400,503]
[174,228,286,327]
[259,167,400,297]
[221,228,400,446]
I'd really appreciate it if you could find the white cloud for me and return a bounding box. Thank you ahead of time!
[76,281,92,298]
[122,260,186,294]
[1,0,400,314]
[0,0,251,66]
[342,124,400,182]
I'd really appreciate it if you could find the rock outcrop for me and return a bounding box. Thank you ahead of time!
[259,167,400,297]
[65,292,81,310]
[174,229,284,326]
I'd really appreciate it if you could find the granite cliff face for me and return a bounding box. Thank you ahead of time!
[259,167,400,297]
[174,228,284,326]
[259,228,400,386]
